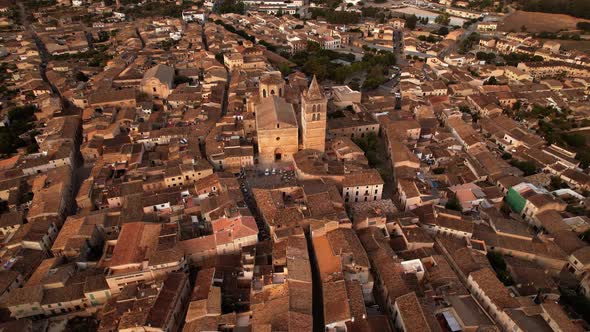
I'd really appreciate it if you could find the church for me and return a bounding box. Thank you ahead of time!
[253,72,327,166]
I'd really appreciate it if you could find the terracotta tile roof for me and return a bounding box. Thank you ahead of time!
[4,285,44,307]
[395,292,431,332]
[326,227,370,269]
[109,222,161,267]
[469,268,519,310]
[313,235,342,282]
[323,279,351,325]
[342,169,384,187]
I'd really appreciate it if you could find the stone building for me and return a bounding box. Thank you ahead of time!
[140,64,174,99]
[255,74,299,165]
[301,75,327,152]
[258,71,285,99]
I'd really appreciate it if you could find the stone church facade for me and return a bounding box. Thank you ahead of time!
[254,72,327,167]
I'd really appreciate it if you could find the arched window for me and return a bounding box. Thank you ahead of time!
[312,104,316,112]
[316,113,320,121]
[271,89,275,95]
[263,89,267,98]
[277,123,280,129]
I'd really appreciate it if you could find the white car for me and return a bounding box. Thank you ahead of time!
[264,168,270,176]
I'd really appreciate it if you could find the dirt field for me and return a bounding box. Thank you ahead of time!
[545,39,590,54]
[499,10,590,33]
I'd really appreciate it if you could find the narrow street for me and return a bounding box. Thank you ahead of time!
[306,231,325,332]
[18,1,76,112]
[17,2,52,93]
[136,26,145,49]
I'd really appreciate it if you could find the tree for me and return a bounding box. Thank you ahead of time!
[577,151,590,169]
[433,167,445,174]
[510,159,537,176]
[215,53,224,64]
[549,176,569,190]
[96,30,110,42]
[445,195,462,211]
[0,105,37,155]
[487,251,514,286]
[476,51,496,63]
[512,100,522,111]
[278,63,292,76]
[353,132,379,166]
[174,75,191,85]
[500,202,512,215]
[405,14,418,30]
[458,32,480,54]
[219,0,245,14]
[348,80,360,91]
[75,71,89,82]
[436,26,449,35]
[485,76,499,85]
[562,133,585,148]
[435,13,451,25]
[514,0,590,20]
[310,8,360,24]
[302,57,328,81]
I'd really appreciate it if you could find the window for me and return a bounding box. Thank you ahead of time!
[276,137,280,141]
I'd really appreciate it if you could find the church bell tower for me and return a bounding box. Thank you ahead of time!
[301,76,327,152]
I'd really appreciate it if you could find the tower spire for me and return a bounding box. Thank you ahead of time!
[307,75,323,99]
